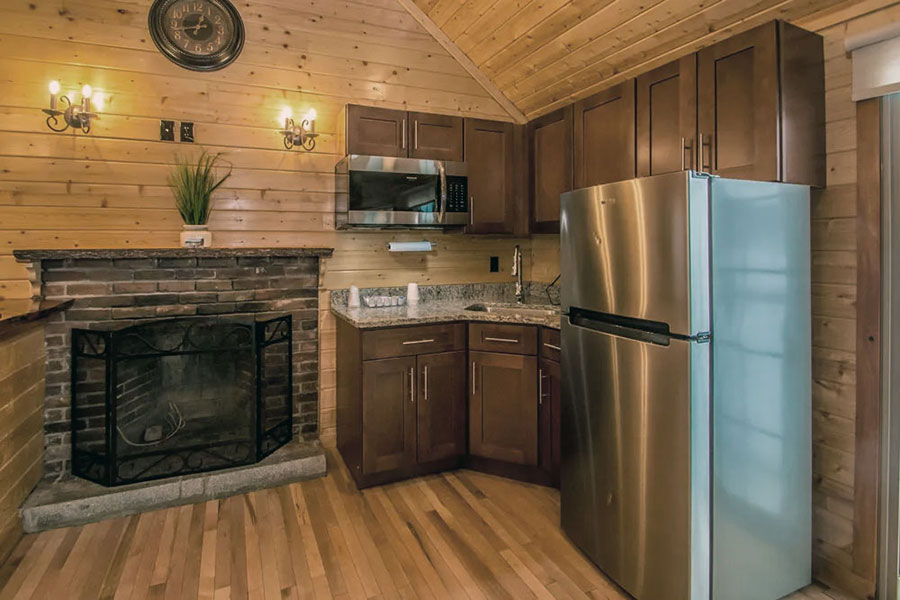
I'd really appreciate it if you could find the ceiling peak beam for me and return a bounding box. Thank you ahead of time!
[395,0,528,124]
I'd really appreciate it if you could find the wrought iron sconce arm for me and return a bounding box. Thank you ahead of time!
[280,118,318,151]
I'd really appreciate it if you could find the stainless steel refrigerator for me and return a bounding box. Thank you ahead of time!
[560,171,812,600]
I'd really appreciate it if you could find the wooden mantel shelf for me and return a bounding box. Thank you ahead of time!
[13,247,335,261]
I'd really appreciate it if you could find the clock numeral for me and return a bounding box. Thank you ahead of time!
[183,38,190,48]
[207,43,214,51]
[194,44,201,52]
[214,15,222,24]
[217,24,224,34]
[173,10,182,19]
[174,31,182,40]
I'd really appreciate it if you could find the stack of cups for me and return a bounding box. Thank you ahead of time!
[407,283,419,305]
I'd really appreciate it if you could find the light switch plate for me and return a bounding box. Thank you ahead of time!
[160,120,175,141]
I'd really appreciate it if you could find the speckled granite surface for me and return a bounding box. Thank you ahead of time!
[331,282,562,330]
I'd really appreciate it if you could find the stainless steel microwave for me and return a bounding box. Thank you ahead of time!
[335,155,468,228]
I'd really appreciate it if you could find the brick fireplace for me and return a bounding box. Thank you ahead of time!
[13,248,333,481]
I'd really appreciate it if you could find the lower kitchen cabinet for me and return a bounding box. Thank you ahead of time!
[362,356,416,474]
[338,320,467,488]
[539,357,561,486]
[337,319,559,488]
[416,351,467,463]
[469,350,538,466]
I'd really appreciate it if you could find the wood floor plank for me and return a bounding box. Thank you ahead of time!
[197,501,220,600]
[0,450,838,600]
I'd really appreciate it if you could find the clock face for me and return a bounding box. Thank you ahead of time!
[149,0,244,71]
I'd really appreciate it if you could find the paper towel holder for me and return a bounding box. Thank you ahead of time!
[387,241,433,252]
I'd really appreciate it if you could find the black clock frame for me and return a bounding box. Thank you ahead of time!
[148,0,245,72]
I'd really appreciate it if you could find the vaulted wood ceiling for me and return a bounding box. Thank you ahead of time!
[408,0,867,120]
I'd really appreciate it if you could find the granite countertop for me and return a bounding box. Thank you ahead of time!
[0,299,73,337]
[13,247,334,261]
[330,283,562,330]
[332,300,562,330]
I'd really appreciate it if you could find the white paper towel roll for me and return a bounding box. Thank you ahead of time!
[387,241,433,252]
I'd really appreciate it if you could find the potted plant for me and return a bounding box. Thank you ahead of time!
[169,151,232,247]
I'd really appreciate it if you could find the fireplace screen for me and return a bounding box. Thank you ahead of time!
[71,315,293,486]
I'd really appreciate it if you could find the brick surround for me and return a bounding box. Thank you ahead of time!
[21,253,326,480]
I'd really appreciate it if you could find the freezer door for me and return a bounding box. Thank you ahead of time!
[560,317,697,600]
[560,171,710,337]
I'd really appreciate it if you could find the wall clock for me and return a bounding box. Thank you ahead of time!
[148,0,245,72]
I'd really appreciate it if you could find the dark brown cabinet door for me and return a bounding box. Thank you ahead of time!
[362,356,416,474]
[347,105,407,157]
[529,106,573,233]
[574,80,636,188]
[465,118,515,234]
[408,112,464,161]
[539,358,561,486]
[637,55,697,177]
[416,351,466,463]
[469,351,538,465]
[698,23,779,181]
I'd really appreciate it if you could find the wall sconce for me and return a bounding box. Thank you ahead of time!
[43,81,99,133]
[279,107,318,151]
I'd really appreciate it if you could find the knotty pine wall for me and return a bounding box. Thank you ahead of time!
[528,3,898,596]
[0,0,535,448]
[0,321,46,565]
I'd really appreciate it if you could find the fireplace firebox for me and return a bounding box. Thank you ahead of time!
[71,315,293,486]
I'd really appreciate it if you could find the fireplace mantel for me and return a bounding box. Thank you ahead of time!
[14,247,334,261]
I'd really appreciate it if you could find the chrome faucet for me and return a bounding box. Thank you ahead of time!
[512,245,524,304]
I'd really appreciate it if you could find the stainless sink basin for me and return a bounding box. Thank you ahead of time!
[464,303,559,318]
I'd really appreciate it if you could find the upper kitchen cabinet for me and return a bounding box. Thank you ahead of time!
[465,118,517,234]
[346,105,408,157]
[697,21,824,187]
[574,80,636,188]
[529,106,573,233]
[346,105,464,161]
[637,56,698,177]
[408,112,464,162]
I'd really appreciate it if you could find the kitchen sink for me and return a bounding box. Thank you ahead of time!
[464,303,559,318]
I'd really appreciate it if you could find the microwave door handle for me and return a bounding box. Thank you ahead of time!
[438,160,447,224]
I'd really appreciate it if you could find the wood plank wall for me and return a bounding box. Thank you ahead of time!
[528,3,900,597]
[0,322,46,565]
[0,0,532,448]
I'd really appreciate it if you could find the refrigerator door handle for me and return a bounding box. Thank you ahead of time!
[568,308,674,346]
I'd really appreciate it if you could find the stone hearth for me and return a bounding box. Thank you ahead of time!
[14,248,333,481]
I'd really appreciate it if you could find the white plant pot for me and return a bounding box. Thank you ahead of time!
[180,224,212,247]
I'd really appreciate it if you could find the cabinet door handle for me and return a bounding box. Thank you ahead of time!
[414,119,419,150]
[538,368,543,406]
[402,119,407,150]
[472,360,476,396]
[410,367,415,402]
[543,342,561,351]
[698,134,704,172]
[484,337,519,344]
[681,137,686,171]
[402,339,434,345]
[469,196,474,225]
[423,365,428,401]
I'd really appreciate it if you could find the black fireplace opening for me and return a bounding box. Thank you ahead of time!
[71,315,293,486]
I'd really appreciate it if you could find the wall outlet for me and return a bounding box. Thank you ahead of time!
[160,120,175,141]
[180,122,194,143]
[490,256,499,272]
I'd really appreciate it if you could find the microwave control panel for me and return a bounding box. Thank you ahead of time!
[446,176,468,213]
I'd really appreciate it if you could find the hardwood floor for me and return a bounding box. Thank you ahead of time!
[0,450,854,600]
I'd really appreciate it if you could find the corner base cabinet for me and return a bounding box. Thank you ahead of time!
[338,319,562,489]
